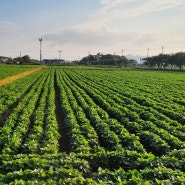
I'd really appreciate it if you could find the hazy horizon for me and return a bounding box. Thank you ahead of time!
[1,0,185,60]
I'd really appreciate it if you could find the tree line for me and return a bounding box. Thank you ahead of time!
[78,53,138,67]
[142,52,185,70]
[2,52,185,70]
[0,55,39,64]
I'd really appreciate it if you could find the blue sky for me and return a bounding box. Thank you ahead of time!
[1,0,185,60]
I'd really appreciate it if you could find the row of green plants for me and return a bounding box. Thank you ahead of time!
[80,70,185,143]
[82,68,185,122]
[74,68,185,119]
[0,153,92,184]
[0,66,185,183]
[69,69,185,135]
[56,70,93,154]
[57,71,102,153]
[1,148,185,184]
[0,69,46,116]
[0,70,51,155]
[1,154,185,184]
[21,70,50,154]
[22,69,60,154]
[61,70,145,153]
[40,70,60,154]
[63,69,184,156]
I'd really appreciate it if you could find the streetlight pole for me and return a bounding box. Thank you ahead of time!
[147,48,149,58]
[58,50,62,60]
[88,51,90,64]
[121,49,124,68]
[39,38,42,62]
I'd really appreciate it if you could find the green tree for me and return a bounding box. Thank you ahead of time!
[174,52,185,70]
[143,54,170,68]
[167,54,176,69]
[129,59,138,67]
[22,55,32,64]
[14,57,23,64]
[122,56,130,67]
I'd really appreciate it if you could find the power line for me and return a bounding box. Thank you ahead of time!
[3,45,185,60]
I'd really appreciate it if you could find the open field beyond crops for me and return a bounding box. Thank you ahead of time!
[0,64,41,80]
[0,65,185,184]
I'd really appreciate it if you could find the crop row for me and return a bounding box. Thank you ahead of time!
[74,69,185,124]
[0,69,50,154]
[22,69,60,154]
[68,69,185,134]
[59,70,145,153]
[0,67,185,183]
[0,69,60,155]
[62,69,185,156]
[0,150,185,184]
[0,69,46,117]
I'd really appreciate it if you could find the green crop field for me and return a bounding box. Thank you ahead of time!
[0,66,185,184]
[0,64,39,79]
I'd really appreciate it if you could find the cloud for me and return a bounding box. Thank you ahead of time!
[52,0,185,34]
[0,21,20,37]
[42,0,185,58]
[99,0,112,5]
[44,0,170,48]
[43,25,157,48]
[44,28,112,46]
[0,21,24,52]
[94,0,185,23]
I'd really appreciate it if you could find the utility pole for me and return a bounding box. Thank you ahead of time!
[147,48,149,58]
[39,38,42,62]
[121,49,124,68]
[58,50,62,60]
[162,45,164,54]
[113,52,116,65]
[88,51,90,64]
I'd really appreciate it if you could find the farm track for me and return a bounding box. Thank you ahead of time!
[0,67,42,87]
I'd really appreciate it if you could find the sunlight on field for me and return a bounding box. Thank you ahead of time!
[0,66,185,183]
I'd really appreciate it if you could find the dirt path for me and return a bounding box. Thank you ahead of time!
[0,67,43,87]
